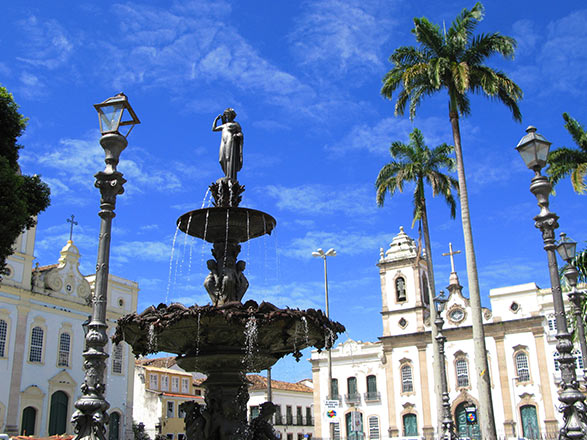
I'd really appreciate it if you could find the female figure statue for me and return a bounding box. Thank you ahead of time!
[212,108,243,180]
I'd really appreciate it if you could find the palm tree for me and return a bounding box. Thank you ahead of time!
[547,113,587,193]
[380,3,522,438]
[376,127,458,433]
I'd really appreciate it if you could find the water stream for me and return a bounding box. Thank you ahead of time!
[243,314,258,370]
[148,323,158,352]
[165,224,181,303]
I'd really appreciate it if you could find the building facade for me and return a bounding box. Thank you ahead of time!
[0,225,139,439]
[311,227,580,439]
[247,374,315,440]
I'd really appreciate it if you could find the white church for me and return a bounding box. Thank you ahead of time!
[0,222,139,439]
[311,227,579,439]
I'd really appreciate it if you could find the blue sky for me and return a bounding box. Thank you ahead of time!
[2,0,587,382]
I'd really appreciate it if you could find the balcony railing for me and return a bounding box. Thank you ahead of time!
[345,392,361,404]
[273,416,314,426]
[364,391,381,402]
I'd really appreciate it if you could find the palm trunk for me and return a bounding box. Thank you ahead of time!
[449,106,497,440]
[419,197,444,434]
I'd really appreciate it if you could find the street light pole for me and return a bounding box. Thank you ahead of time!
[312,248,336,401]
[557,233,587,378]
[71,93,139,440]
[433,292,456,440]
[516,126,587,439]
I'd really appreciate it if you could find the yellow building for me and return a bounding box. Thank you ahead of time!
[133,358,205,440]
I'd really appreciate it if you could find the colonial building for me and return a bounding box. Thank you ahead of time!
[0,224,139,439]
[247,374,315,440]
[311,227,579,439]
[133,358,206,440]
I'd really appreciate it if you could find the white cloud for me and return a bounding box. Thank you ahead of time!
[288,230,396,259]
[16,16,74,70]
[111,240,172,263]
[263,184,377,217]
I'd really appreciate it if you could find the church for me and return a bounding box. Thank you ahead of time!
[311,227,576,439]
[0,221,139,439]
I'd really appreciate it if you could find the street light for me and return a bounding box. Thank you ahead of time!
[556,233,587,378]
[433,291,456,440]
[71,93,139,440]
[312,248,336,402]
[516,126,587,439]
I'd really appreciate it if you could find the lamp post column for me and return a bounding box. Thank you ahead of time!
[434,293,455,440]
[323,255,333,401]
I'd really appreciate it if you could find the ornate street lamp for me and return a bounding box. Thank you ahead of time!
[312,248,336,402]
[71,93,139,440]
[433,291,456,440]
[557,233,587,377]
[516,126,587,439]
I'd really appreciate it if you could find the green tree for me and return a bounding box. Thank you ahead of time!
[375,127,458,430]
[547,113,587,193]
[0,85,50,276]
[380,3,522,438]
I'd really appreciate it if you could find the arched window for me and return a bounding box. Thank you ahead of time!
[402,414,418,436]
[58,333,71,367]
[20,406,36,436]
[29,326,44,363]
[112,343,123,374]
[455,358,469,387]
[400,364,413,393]
[109,411,121,440]
[0,319,7,357]
[368,415,380,439]
[515,352,530,382]
[48,391,68,435]
[396,277,407,302]
[421,273,429,305]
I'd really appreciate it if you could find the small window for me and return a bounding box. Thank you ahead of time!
[515,352,530,382]
[368,416,380,439]
[347,376,357,396]
[29,326,44,363]
[401,364,413,393]
[330,378,339,398]
[510,302,520,312]
[331,422,340,440]
[171,376,179,392]
[250,406,260,420]
[149,374,158,390]
[58,333,71,367]
[574,349,584,370]
[554,352,560,371]
[181,377,189,393]
[398,317,408,328]
[547,315,557,333]
[112,344,123,374]
[167,401,174,418]
[456,358,469,387]
[194,389,202,396]
[161,375,169,391]
[0,319,8,357]
[118,298,124,307]
[396,277,407,302]
[305,407,312,426]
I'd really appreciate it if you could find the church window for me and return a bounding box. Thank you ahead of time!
[547,315,557,333]
[421,273,429,304]
[455,358,469,387]
[398,317,408,329]
[400,364,413,393]
[515,351,530,382]
[48,391,68,435]
[57,332,71,367]
[29,326,44,363]
[0,319,7,357]
[112,343,123,374]
[109,411,121,440]
[574,349,584,370]
[21,406,36,436]
[510,302,520,312]
[402,414,418,436]
[368,416,380,439]
[395,277,407,302]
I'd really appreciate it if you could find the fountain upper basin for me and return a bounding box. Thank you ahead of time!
[177,207,276,243]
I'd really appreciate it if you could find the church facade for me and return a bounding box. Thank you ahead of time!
[0,224,139,439]
[311,227,577,439]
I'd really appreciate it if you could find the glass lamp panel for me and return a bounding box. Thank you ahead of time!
[556,236,576,261]
[517,143,538,169]
[534,141,550,168]
[98,103,124,133]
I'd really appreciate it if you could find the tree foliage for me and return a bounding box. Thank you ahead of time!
[547,113,587,194]
[0,85,50,276]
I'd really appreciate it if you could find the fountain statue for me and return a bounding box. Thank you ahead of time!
[113,109,345,440]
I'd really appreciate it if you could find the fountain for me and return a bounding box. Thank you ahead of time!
[113,108,345,440]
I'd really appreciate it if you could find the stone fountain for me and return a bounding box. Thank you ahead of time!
[113,108,345,440]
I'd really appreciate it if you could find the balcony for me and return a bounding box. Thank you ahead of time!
[273,416,313,426]
[364,391,381,402]
[345,392,361,404]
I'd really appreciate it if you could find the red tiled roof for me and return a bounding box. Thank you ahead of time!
[135,356,177,368]
[38,264,59,272]
[247,374,313,393]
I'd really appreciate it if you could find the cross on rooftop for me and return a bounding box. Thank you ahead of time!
[442,242,461,273]
[66,214,78,241]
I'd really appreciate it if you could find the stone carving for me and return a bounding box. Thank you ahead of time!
[204,243,248,306]
[213,108,243,181]
[181,401,211,439]
[249,402,280,440]
[210,177,245,208]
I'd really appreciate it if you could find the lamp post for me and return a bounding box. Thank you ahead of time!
[433,291,456,440]
[557,233,587,378]
[312,248,336,402]
[71,93,139,440]
[516,126,587,439]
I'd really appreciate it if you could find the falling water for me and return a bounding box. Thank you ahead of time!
[200,210,210,270]
[243,314,258,370]
[223,209,230,271]
[148,324,158,352]
[195,311,201,357]
[301,316,310,345]
[178,214,193,279]
[201,188,211,209]
[165,223,181,303]
[187,235,195,281]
